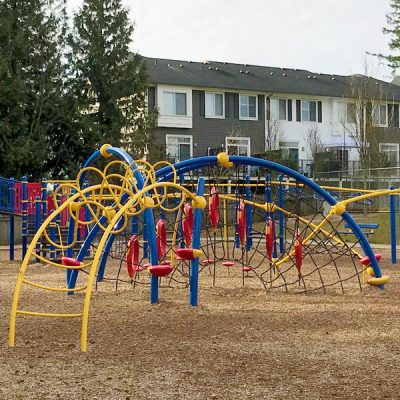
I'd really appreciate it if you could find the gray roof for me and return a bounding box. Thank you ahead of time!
[143,56,400,101]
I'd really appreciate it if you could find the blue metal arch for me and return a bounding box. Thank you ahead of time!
[68,147,159,296]
[154,155,383,285]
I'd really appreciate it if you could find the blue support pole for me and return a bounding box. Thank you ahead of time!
[390,185,397,264]
[65,189,76,285]
[234,188,240,248]
[245,175,252,252]
[9,178,15,261]
[50,220,56,260]
[35,196,41,256]
[41,178,47,257]
[132,215,138,235]
[278,175,285,255]
[21,176,28,259]
[190,177,205,306]
[265,174,277,258]
[178,174,185,248]
[148,207,159,304]
[143,219,149,258]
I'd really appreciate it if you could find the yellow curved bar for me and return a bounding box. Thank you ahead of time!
[30,252,91,269]
[22,279,87,293]
[9,182,128,348]
[368,276,390,286]
[16,310,83,318]
[80,180,200,351]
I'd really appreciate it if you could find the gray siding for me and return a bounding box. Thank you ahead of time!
[150,87,266,157]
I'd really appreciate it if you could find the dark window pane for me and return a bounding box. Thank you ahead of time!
[175,93,187,115]
[179,143,190,160]
[249,96,257,118]
[309,101,316,121]
[215,94,223,116]
[279,99,286,120]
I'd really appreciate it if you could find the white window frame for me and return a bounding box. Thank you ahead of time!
[373,103,388,127]
[270,98,287,121]
[157,85,192,129]
[166,134,193,163]
[301,100,317,122]
[225,137,251,156]
[205,92,225,119]
[379,142,399,165]
[239,94,258,120]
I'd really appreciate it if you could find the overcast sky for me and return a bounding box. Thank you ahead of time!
[67,0,394,81]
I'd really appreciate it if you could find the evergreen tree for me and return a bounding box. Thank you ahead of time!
[383,0,400,69]
[68,0,157,158]
[0,0,73,179]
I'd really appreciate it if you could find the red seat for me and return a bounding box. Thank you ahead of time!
[148,265,173,277]
[61,257,81,267]
[222,261,235,267]
[176,248,202,260]
[202,259,215,264]
[360,253,382,266]
[241,266,253,272]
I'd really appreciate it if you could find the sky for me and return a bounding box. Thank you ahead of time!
[67,0,394,81]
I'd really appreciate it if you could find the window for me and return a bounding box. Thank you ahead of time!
[166,135,192,163]
[239,95,257,119]
[163,92,187,116]
[379,143,399,166]
[279,142,299,160]
[301,100,317,122]
[205,92,224,118]
[346,103,357,124]
[270,98,287,120]
[373,104,388,126]
[225,137,250,156]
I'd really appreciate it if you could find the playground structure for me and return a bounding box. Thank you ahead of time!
[5,144,395,352]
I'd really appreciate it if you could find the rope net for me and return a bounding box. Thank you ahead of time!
[89,162,371,294]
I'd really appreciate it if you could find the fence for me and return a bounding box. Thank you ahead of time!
[0,176,88,263]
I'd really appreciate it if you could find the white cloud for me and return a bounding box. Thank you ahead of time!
[67,0,393,80]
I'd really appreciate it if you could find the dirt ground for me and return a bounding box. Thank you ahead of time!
[1,249,400,399]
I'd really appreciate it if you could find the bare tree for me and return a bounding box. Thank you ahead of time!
[305,124,323,179]
[265,118,283,152]
[339,60,396,182]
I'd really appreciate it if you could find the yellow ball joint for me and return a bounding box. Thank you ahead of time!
[102,206,116,222]
[69,201,81,213]
[139,195,155,209]
[192,196,206,209]
[217,152,233,168]
[100,144,112,158]
[332,201,346,216]
[264,202,277,213]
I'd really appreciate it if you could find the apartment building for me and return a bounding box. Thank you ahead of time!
[144,56,400,176]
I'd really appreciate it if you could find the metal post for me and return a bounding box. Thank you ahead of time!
[50,220,56,260]
[245,175,252,252]
[21,176,28,259]
[9,178,15,261]
[190,177,205,306]
[278,174,285,254]
[41,178,47,258]
[390,185,396,264]
[265,174,277,258]
[66,189,76,285]
[35,196,41,256]
[234,188,240,248]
